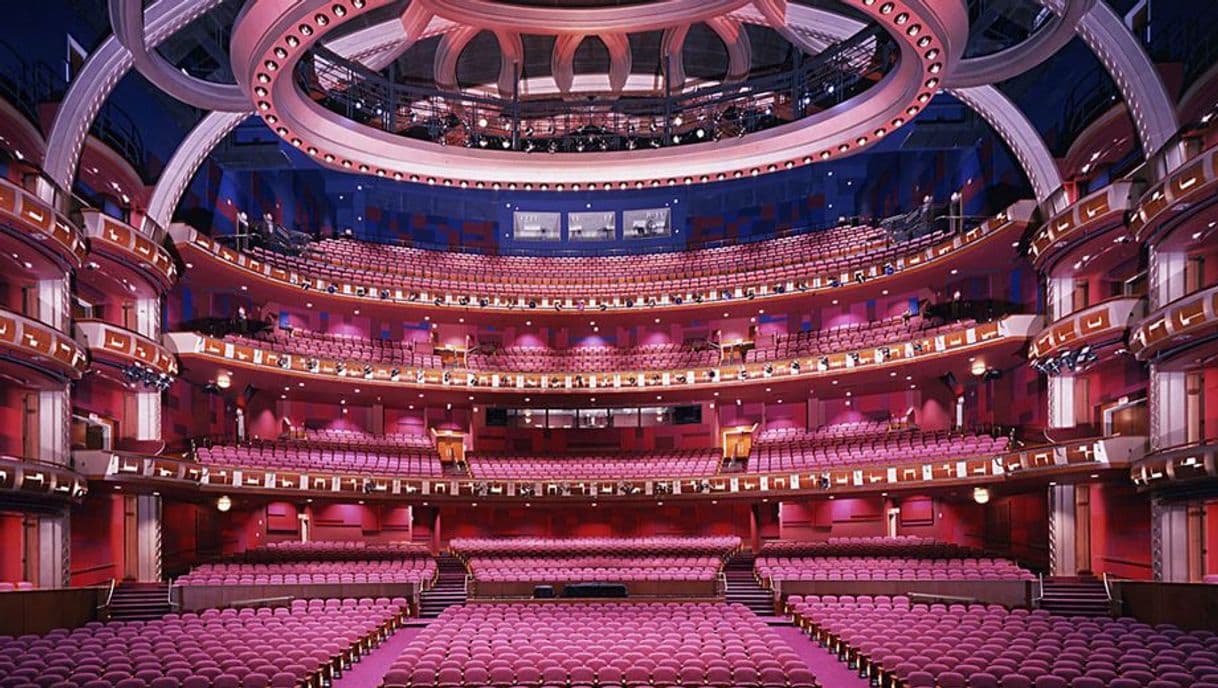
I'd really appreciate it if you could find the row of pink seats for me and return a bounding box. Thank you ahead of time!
[307,225,889,282]
[748,315,943,362]
[227,330,442,368]
[449,536,741,557]
[0,582,34,592]
[381,602,818,687]
[248,226,947,301]
[175,542,436,586]
[468,343,719,373]
[0,598,405,688]
[464,555,726,583]
[293,428,433,450]
[788,595,1218,688]
[759,536,1011,557]
[748,431,1008,472]
[755,421,898,444]
[466,448,722,480]
[757,557,1034,582]
[197,444,441,476]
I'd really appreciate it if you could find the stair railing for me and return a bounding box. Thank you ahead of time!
[97,578,117,617]
[1032,572,1045,608]
[167,583,180,611]
[1102,571,1122,616]
[717,572,728,597]
[464,573,475,597]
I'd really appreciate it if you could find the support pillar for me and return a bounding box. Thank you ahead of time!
[749,503,761,554]
[1049,484,1077,576]
[1153,498,1190,582]
[134,494,162,582]
[27,510,70,589]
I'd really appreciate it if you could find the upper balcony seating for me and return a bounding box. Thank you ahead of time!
[749,315,975,362]
[756,537,1034,582]
[466,448,722,480]
[0,598,406,688]
[175,542,436,586]
[747,426,1008,473]
[0,581,34,592]
[467,343,719,373]
[245,224,949,300]
[381,602,818,688]
[788,595,1218,688]
[226,330,442,368]
[196,441,442,476]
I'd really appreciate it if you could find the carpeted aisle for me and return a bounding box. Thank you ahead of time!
[774,625,872,688]
[333,625,424,688]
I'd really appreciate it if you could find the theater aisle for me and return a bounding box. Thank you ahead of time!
[774,625,871,688]
[333,625,425,688]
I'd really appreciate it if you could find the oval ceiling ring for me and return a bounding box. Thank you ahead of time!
[230,0,969,188]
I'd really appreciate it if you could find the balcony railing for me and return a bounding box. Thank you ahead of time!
[1129,282,1218,361]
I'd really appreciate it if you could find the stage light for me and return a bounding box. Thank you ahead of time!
[216,495,233,512]
[973,487,991,505]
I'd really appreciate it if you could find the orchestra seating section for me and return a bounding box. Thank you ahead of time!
[195,440,443,476]
[466,448,723,479]
[788,595,1218,688]
[380,602,819,688]
[756,537,1035,582]
[247,224,949,300]
[748,316,973,362]
[174,542,436,587]
[467,343,720,373]
[0,599,406,687]
[746,426,1009,473]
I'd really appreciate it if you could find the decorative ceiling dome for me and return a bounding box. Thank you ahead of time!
[230,0,969,188]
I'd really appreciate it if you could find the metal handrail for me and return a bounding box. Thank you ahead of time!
[717,572,728,598]
[167,582,180,610]
[908,592,979,605]
[1033,572,1045,606]
[96,578,117,612]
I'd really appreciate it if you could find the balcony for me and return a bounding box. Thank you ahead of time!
[1129,283,1218,361]
[165,315,1039,404]
[75,319,179,383]
[1130,143,1218,244]
[1029,182,1136,271]
[75,437,1139,504]
[81,209,178,293]
[169,201,1035,318]
[0,177,87,272]
[0,455,88,504]
[0,307,89,384]
[1130,440,1218,490]
[1028,296,1145,368]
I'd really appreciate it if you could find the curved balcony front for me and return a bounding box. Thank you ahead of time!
[76,319,179,386]
[0,455,88,506]
[80,210,178,294]
[0,307,89,385]
[1130,142,1218,244]
[1028,296,1145,369]
[170,201,1034,320]
[75,436,1140,504]
[166,315,1038,405]
[1029,182,1136,272]
[1130,440,1218,491]
[1129,283,1218,361]
[0,177,87,273]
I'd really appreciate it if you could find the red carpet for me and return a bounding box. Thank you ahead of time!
[774,624,872,688]
[333,624,425,688]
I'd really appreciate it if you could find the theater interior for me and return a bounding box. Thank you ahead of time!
[1,0,1218,687]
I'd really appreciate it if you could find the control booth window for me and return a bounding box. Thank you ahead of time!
[513,211,561,241]
[568,211,616,241]
[623,208,671,239]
